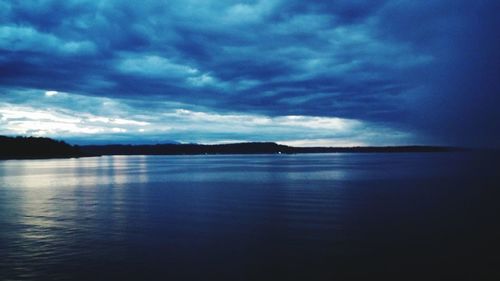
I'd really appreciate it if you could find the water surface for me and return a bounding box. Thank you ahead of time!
[0,153,499,280]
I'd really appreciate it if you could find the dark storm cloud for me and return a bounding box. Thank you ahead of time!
[1,0,498,146]
[374,0,500,147]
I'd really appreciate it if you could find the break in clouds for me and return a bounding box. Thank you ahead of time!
[0,0,498,146]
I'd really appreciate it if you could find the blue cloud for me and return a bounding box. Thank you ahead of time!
[0,0,498,146]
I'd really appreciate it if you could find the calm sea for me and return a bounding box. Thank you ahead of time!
[0,153,499,280]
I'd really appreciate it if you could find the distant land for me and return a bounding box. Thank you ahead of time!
[0,136,83,159]
[0,135,465,160]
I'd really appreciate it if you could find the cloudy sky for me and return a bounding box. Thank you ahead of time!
[0,0,498,146]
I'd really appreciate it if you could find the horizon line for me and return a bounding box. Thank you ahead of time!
[0,135,471,149]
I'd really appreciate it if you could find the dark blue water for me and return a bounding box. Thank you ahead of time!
[0,153,499,280]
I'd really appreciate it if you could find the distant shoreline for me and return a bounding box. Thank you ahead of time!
[80,143,464,156]
[0,135,471,160]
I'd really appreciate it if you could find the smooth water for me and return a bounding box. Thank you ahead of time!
[0,153,499,280]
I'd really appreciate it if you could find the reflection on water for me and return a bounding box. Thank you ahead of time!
[0,153,499,280]
[0,155,150,188]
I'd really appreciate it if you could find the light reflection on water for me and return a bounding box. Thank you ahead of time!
[0,155,150,188]
[0,153,499,280]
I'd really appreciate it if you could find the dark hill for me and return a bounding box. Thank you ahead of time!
[0,136,83,159]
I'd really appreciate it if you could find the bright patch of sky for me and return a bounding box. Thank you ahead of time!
[0,89,413,146]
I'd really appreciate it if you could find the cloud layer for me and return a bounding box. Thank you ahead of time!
[0,90,413,146]
[1,0,498,146]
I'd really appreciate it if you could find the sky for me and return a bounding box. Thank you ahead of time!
[0,0,498,147]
